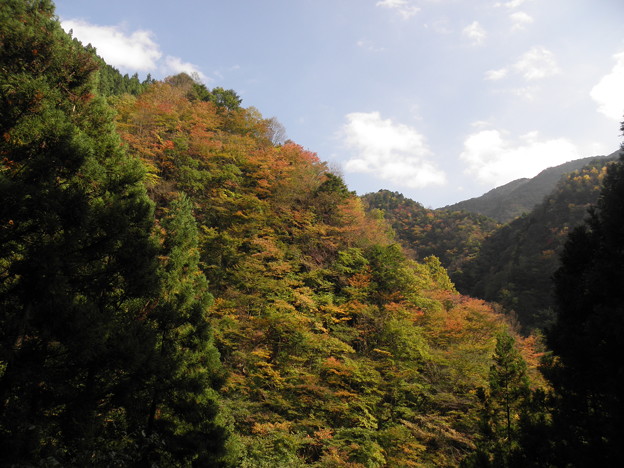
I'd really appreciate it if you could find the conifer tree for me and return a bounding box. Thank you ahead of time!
[546,141,624,466]
[488,332,529,448]
[140,195,232,466]
[464,331,529,467]
[0,0,156,462]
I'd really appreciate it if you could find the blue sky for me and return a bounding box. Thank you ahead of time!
[55,0,624,207]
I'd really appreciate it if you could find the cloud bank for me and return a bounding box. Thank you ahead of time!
[341,112,446,189]
[590,51,624,121]
[460,129,579,186]
[61,19,205,80]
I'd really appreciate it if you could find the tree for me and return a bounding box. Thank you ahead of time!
[165,72,212,102]
[488,332,529,446]
[465,331,530,467]
[140,195,232,466]
[264,116,287,145]
[210,86,242,111]
[546,141,624,466]
[0,3,232,464]
[0,0,162,461]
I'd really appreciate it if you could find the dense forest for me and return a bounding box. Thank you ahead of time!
[457,159,614,331]
[363,191,499,281]
[372,159,616,332]
[1,1,623,466]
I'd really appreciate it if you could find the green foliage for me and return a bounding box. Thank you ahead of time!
[487,333,529,446]
[363,190,499,280]
[163,73,243,110]
[0,3,231,464]
[141,194,231,466]
[210,86,243,110]
[442,154,617,223]
[0,0,158,461]
[465,141,624,468]
[0,3,544,465]
[112,76,539,466]
[460,159,613,331]
[463,332,530,467]
[544,149,624,466]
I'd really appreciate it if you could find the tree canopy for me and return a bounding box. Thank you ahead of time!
[1,1,593,466]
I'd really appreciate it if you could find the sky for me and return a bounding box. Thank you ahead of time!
[54,0,624,208]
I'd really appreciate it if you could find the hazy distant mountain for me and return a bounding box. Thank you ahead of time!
[440,151,620,222]
[454,156,620,331]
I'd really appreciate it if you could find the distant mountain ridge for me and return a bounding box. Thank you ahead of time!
[369,154,620,331]
[456,156,618,331]
[440,151,620,222]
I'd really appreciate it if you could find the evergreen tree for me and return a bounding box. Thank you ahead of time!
[140,195,232,466]
[464,331,530,467]
[0,0,158,461]
[0,2,230,464]
[488,332,529,450]
[546,141,624,466]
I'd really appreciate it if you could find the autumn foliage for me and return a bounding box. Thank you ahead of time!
[111,77,544,466]
[0,2,545,464]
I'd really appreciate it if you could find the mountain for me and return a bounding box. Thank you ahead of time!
[457,157,617,331]
[362,190,499,279]
[112,75,545,468]
[371,156,620,332]
[441,153,620,223]
[0,4,543,465]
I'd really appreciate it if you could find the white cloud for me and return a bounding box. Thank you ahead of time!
[590,51,624,121]
[460,129,579,186]
[356,39,385,52]
[462,21,487,46]
[485,68,508,81]
[471,120,492,129]
[376,0,420,19]
[495,0,530,8]
[61,18,206,81]
[164,56,208,82]
[513,46,560,80]
[62,19,162,71]
[341,112,446,188]
[510,11,534,31]
[485,46,560,83]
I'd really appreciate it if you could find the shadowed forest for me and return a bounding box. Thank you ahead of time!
[1,1,623,466]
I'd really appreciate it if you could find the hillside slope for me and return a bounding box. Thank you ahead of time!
[112,78,546,466]
[363,190,499,279]
[441,153,618,222]
[457,157,616,331]
[0,3,545,465]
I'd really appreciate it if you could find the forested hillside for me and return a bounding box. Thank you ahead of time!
[0,1,543,466]
[442,155,617,223]
[110,61,548,467]
[363,190,499,281]
[2,1,623,466]
[374,159,616,333]
[457,159,614,331]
